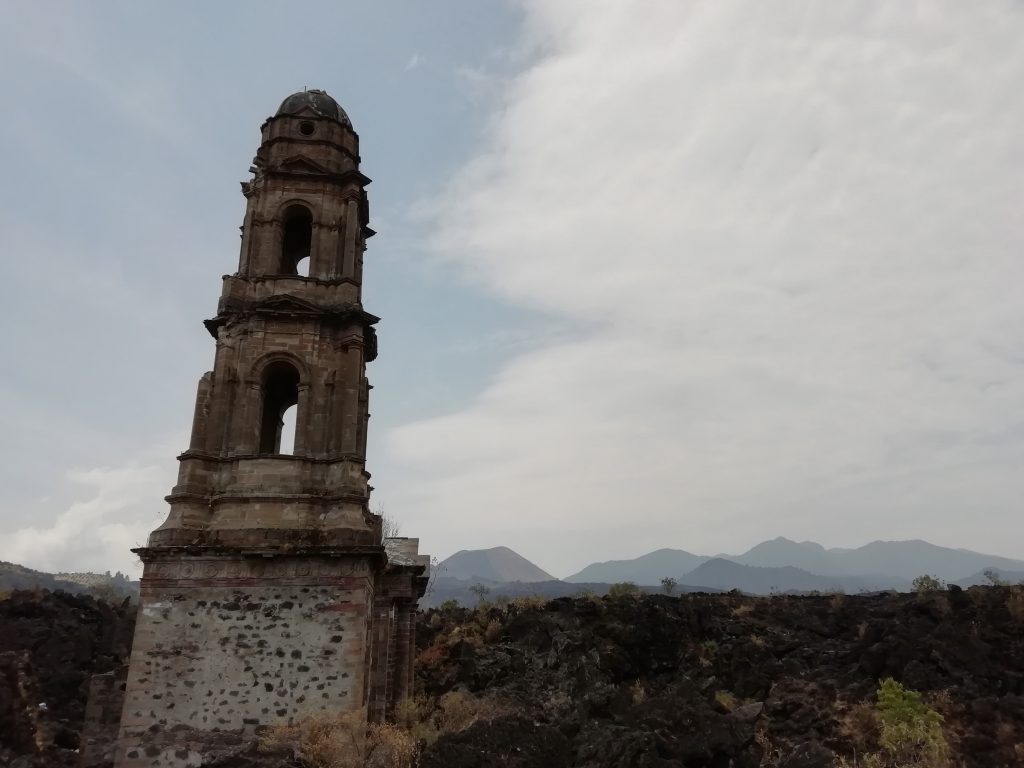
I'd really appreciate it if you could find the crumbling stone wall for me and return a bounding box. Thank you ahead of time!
[79,667,127,767]
[367,539,429,722]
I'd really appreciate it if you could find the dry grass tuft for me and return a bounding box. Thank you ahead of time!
[630,680,646,705]
[395,690,507,747]
[714,689,739,712]
[261,710,364,767]
[483,618,502,643]
[366,722,417,768]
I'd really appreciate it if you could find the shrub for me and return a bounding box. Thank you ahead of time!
[713,689,738,712]
[608,582,641,599]
[483,618,502,643]
[839,700,881,754]
[468,583,490,605]
[366,722,416,768]
[262,710,419,768]
[697,639,718,668]
[983,568,1007,586]
[630,680,646,705]
[872,678,949,767]
[398,690,507,747]
[260,710,364,767]
[416,640,447,667]
[508,595,547,613]
[436,690,483,733]
[912,575,945,594]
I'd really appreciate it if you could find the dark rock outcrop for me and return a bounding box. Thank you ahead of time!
[0,590,135,767]
[415,587,1024,767]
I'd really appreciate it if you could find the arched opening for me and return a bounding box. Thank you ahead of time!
[278,404,297,455]
[280,205,312,276]
[259,361,300,454]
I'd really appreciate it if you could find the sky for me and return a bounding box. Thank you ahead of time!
[0,1,1021,579]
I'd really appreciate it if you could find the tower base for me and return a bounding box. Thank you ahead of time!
[112,546,380,768]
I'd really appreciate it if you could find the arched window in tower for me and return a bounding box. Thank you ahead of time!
[280,205,313,276]
[259,361,300,454]
[278,404,297,455]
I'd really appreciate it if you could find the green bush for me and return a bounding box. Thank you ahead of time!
[875,678,949,766]
[911,575,945,594]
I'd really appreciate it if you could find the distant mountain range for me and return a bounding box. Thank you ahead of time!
[564,537,1024,591]
[5,537,1021,609]
[423,538,1024,605]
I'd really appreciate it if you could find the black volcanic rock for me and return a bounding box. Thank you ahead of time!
[415,587,1024,767]
[0,590,135,767]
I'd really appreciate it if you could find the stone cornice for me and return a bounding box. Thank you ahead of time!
[175,450,369,464]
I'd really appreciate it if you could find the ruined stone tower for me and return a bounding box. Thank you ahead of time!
[108,90,428,767]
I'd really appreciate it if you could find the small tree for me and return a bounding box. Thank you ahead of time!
[912,574,945,594]
[468,583,491,605]
[375,504,401,540]
[660,577,678,595]
[983,568,1007,586]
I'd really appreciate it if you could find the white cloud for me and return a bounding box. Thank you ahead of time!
[0,459,177,576]
[381,1,1024,575]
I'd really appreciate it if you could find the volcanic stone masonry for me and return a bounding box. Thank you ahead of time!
[83,89,429,768]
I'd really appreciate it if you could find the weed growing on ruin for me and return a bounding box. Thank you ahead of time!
[261,711,364,767]
[261,711,418,768]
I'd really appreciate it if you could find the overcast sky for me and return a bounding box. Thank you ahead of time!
[0,1,1021,578]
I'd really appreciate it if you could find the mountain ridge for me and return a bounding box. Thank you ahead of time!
[565,537,1024,588]
[437,546,554,583]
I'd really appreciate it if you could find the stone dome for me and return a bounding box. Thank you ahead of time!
[275,89,350,125]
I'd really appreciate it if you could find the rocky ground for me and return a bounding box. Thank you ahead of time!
[0,586,1021,767]
[414,587,1024,767]
[0,590,135,767]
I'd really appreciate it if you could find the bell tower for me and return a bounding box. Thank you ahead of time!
[109,90,428,767]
